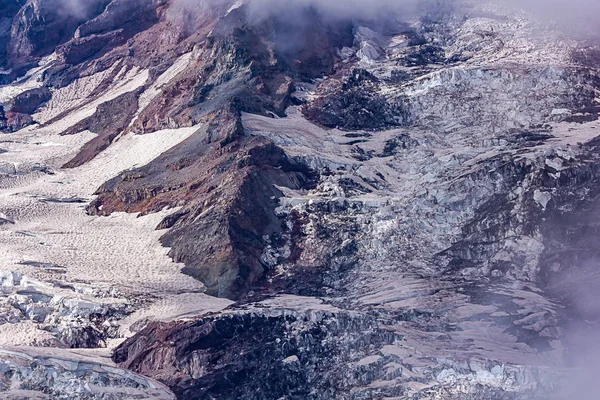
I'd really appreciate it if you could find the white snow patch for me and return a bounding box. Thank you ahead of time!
[35,65,148,129]
[0,66,213,348]
[533,190,552,209]
[119,293,233,336]
[136,52,195,116]
[0,60,54,104]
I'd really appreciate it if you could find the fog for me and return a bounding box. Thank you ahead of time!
[168,0,600,37]
[545,261,600,400]
[52,0,600,29]
[502,0,600,22]
[51,0,107,19]
[499,0,600,37]
[169,0,428,23]
[244,0,421,21]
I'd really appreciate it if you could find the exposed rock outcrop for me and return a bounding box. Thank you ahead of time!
[8,0,110,65]
[0,0,24,70]
[62,89,141,167]
[0,107,33,132]
[8,87,51,114]
[89,106,317,299]
[114,296,406,400]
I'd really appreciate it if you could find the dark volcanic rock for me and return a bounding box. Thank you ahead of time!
[54,0,167,65]
[303,69,405,130]
[0,105,5,130]
[76,92,141,133]
[0,0,24,68]
[8,0,110,65]
[0,107,33,132]
[130,5,352,134]
[88,107,317,299]
[0,87,50,133]
[114,301,403,400]
[62,89,141,167]
[56,29,126,65]
[8,87,51,114]
[75,0,164,39]
[401,44,446,67]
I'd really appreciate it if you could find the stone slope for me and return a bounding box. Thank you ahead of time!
[111,4,600,399]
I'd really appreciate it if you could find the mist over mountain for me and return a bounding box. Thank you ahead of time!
[54,0,107,18]
[169,0,600,30]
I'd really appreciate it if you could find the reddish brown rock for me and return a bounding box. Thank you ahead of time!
[0,108,33,132]
[62,90,141,168]
[89,106,317,299]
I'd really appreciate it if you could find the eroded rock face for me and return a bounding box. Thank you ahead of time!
[88,107,317,299]
[55,0,168,66]
[0,105,5,130]
[8,87,51,114]
[114,296,406,400]
[8,0,110,65]
[0,108,33,132]
[75,0,166,40]
[0,0,24,70]
[62,89,141,167]
[303,68,404,130]
[114,295,563,400]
